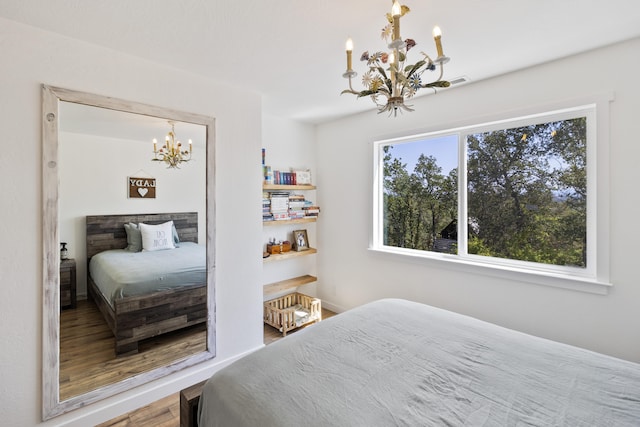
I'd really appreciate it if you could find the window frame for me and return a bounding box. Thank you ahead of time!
[371,95,612,294]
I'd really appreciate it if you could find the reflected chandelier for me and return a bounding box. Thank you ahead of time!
[341,1,451,116]
[152,121,192,169]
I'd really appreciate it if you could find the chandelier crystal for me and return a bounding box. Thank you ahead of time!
[152,121,192,169]
[341,1,451,116]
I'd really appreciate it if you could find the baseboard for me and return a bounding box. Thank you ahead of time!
[320,300,346,314]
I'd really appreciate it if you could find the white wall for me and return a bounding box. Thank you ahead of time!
[316,37,640,362]
[60,131,207,297]
[0,18,264,426]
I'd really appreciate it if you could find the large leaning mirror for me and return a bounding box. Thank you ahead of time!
[42,85,216,420]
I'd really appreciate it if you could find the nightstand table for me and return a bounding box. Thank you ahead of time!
[60,258,77,309]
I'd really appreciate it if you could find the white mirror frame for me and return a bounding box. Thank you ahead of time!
[42,85,216,420]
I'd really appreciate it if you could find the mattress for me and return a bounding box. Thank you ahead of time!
[88,241,206,307]
[198,298,640,427]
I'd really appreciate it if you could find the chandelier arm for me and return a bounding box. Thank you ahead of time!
[418,63,450,90]
[348,75,357,92]
[341,79,360,95]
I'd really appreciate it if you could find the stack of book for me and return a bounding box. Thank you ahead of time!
[269,192,290,221]
[262,194,273,222]
[288,194,306,219]
[262,191,320,222]
[303,205,320,217]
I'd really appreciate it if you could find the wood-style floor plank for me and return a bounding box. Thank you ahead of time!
[98,307,336,427]
[60,299,206,401]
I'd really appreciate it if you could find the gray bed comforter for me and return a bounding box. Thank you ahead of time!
[89,242,206,307]
[198,298,640,426]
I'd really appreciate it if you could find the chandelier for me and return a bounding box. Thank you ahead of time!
[341,1,451,116]
[152,121,192,168]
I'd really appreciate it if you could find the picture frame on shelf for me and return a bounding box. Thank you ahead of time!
[293,229,309,251]
[294,170,312,185]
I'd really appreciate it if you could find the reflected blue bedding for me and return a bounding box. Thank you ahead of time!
[89,242,206,307]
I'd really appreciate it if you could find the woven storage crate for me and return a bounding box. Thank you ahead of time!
[264,292,321,337]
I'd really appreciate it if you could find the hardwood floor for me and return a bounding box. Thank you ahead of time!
[97,307,336,427]
[60,299,206,401]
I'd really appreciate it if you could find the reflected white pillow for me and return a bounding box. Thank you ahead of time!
[139,221,176,251]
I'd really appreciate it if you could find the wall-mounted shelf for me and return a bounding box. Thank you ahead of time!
[263,184,316,191]
[263,248,316,263]
[263,274,318,295]
[263,217,317,226]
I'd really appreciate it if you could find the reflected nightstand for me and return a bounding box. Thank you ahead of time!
[60,258,77,309]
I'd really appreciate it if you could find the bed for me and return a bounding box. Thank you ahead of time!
[86,212,207,355]
[193,298,640,427]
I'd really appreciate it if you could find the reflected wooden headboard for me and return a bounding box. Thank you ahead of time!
[85,212,198,259]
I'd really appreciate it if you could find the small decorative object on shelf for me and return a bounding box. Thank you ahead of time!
[293,229,309,251]
[60,242,69,260]
[294,170,312,185]
[266,238,292,254]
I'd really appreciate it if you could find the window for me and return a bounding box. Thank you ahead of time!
[372,102,611,293]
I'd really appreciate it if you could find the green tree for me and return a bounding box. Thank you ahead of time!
[383,146,416,248]
[467,118,586,267]
[383,146,457,251]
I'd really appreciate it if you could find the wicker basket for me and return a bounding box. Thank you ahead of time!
[263,292,322,336]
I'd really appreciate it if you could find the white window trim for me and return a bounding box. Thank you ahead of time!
[370,94,613,295]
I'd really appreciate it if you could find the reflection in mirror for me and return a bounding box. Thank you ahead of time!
[42,86,216,420]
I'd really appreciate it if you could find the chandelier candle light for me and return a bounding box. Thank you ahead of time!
[152,121,192,168]
[341,1,450,116]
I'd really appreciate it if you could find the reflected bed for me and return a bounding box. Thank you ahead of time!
[86,212,207,355]
[194,298,640,427]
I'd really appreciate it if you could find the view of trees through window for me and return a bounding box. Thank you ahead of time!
[382,116,587,268]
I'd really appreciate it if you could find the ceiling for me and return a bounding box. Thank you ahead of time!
[2,0,639,124]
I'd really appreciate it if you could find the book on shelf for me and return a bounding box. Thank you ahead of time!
[288,202,306,210]
[273,170,296,186]
[268,170,314,186]
[288,209,305,219]
[270,194,289,211]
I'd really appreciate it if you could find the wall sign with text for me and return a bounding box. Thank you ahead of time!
[128,177,156,199]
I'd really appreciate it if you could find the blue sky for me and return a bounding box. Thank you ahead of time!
[388,134,458,176]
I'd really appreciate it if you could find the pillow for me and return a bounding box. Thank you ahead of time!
[139,221,176,251]
[124,222,143,252]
